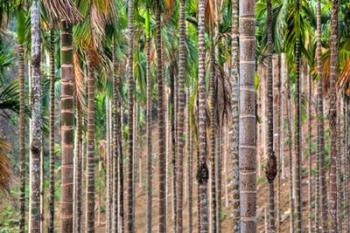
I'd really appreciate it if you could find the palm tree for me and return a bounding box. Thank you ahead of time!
[43,1,82,232]
[48,29,56,233]
[29,1,42,232]
[239,0,257,232]
[265,0,277,232]
[155,0,167,232]
[329,1,339,232]
[175,0,186,231]
[231,0,240,231]
[126,0,135,231]
[197,0,209,231]
[16,5,26,233]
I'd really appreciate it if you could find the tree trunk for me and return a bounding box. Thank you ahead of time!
[48,29,56,233]
[283,53,295,233]
[273,54,281,233]
[30,1,42,232]
[239,0,257,232]
[315,0,328,231]
[127,0,135,231]
[156,1,167,231]
[146,13,153,233]
[231,0,240,230]
[266,1,277,232]
[74,102,83,233]
[197,0,209,232]
[294,1,303,232]
[86,52,96,233]
[307,69,313,233]
[209,37,217,233]
[175,0,186,232]
[329,1,339,232]
[17,7,26,232]
[187,88,193,233]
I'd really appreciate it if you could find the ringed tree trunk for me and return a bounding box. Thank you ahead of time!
[127,0,135,231]
[329,1,339,232]
[60,21,76,233]
[155,0,167,231]
[197,0,210,232]
[307,69,313,233]
[315,0,328,231]
[48,30,56,233]
[145,7,153,232]
[231,0,240,231]
[209,37,217,233]
[17,6,26,233]
[273,54,282,233]
[175,0,187,231]
[187,87,193,233]
[265,1,277,232]
[283,53,295,233]
[239,0,257,232]
[29,0,42,232]
[85,50,96,233]
[294,1,303,232]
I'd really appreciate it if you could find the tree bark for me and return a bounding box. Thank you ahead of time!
[30,1,42,232]
[17,7,26,232]
[155,1,167,232]
[239,0,257,232]
[329,1,339,232]
[231,0,240,230]
[315,1,328,232]
[294,1,303,232]
[175,0,186,232]
[127,0,135,231]
[197,0,209,232]
[266,1,277,232]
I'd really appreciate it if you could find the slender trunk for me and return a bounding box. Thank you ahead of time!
[74,103,83,233]
[146,25,153,233]
[156,1,167,231]
[307,69,313,233]
[30,1,42,232]
[127,0,135,231]
[106,97,112,233]
[266,1,277,232]
[239,0,257,232]
[209,38,217,233]
[273,54,281,233]
[170,66,177,232]
[329,1,339,232]
[40,134,44,233]
[86,53,96,233]
[284,55,295,233]
[175,0,186,232]
[216,127,222,233]
[315,1,328,232]
[17,7,26,232]
[231,0,240,230]
[187,89,193,233]
[48,29,56,233]
[112,41,120,233]
[294,1,303,232]
[197,0,209,232]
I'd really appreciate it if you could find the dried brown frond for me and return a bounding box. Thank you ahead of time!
[0,138,11,193]
[43,0,83,25]
[338,58,350,96]
[73,51,86,110]
[205,0,217,31]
